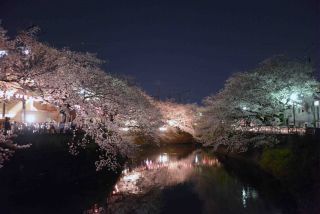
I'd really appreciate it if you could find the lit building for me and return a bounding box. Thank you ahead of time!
[284,92,320,128]
[0,82,60,123]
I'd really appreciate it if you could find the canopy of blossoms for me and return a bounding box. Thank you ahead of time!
[196,56,320,152]
[0,25,163,170]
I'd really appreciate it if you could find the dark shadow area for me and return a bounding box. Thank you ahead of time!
[160,183,203,214]
[216,135,320,214]
[0,134,120,214]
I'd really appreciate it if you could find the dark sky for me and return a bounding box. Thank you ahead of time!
[0,0,319,103]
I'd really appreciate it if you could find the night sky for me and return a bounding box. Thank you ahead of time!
[0,0,319,103]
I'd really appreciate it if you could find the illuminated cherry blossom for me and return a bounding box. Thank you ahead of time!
[0,25,162,170]
[196,56,320,152]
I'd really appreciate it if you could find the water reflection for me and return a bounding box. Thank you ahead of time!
[110,151,220,196]
[242,186,258,208]
[83,141,320,214]
[84,204,105,214]
[99,150,281,214]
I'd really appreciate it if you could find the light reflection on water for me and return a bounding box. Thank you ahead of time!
[86,148,282,214]
[242,186,258,208]
[109,151,221,196]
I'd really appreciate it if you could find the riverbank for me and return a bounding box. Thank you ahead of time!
[213,134,320,214]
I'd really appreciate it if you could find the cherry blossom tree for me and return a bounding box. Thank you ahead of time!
[0,25,162,170]
[196,56,320,152]
[156,101,197,135]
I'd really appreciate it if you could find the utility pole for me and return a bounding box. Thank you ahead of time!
[315,100,320,128]
[292,103,296,128]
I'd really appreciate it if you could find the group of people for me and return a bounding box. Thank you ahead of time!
[2,117,74,136]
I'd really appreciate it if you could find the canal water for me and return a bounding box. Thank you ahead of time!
[0,141,319,214]
[88,144,319,214]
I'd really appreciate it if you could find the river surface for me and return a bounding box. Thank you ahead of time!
[86,144,318,214]
[103,145,280,214]
[0,141,319,214]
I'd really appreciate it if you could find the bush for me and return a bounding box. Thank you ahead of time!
[259,148,293,177]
